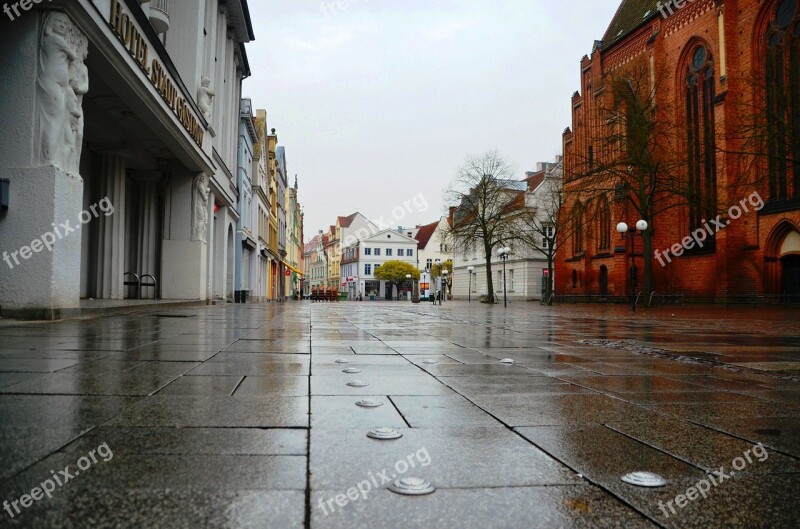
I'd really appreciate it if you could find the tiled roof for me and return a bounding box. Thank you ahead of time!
[525,172,545,191]
[500,180,528,192]
[414,221,439,250]
[602,0,660,49]
[337,212,359,228]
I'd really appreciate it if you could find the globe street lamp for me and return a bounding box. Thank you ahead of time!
[441,269,449,304]
[616,220,648,312]
[497,247,511,307]
[467,265,475,303]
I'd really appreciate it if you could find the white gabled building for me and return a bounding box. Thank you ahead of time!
[452,159,563,302]
[411,217,454,272]
[341,229,418,300]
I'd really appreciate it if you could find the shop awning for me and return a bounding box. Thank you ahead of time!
[282,260,304,277]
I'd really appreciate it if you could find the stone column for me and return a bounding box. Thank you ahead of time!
[94,154,127,299]
[136,181,160,293]
[0,11,88,318]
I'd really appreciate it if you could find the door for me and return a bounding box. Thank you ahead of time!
[599,266,609,297]
[782,255,800,302]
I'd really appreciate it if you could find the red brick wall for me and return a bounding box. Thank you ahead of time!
[556,0,800,301]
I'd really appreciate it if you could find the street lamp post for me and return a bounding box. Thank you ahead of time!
[405,273,412,303]
[442,269,449,304]
[467,266,474,303]
[616,220,648,312]
[419,269,426,303]
[434,259,441,305]
[497,247,511,307]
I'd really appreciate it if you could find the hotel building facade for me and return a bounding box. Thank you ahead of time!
[0,0,254,317]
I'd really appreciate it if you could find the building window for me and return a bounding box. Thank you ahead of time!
[407,249,413,256]
[365,264,372,275]
[397,249,404,256]
[496,271,503,291]
[572,269,578,288]
[765,0,800,202]
[471,273,477,292]
[386,249,393,256]
[572,204,584,254]
[364,248,372,256]
[685,43,717,246]
[374,248,381,256]
[509,269,514,291]
[426,258,432,270]
[597,196,611,250]
[543,225,555,250]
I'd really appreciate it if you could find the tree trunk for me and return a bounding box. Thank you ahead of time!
[546,254,554,305]
[484,244,494,303]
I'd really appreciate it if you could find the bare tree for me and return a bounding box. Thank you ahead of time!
[445,151,522,303]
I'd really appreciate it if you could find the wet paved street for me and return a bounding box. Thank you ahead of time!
[1,302,799,528]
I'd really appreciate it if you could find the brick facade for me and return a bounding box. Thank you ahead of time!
[557,0,800,302]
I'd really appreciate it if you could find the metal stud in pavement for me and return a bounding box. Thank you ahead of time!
[356,399,384,408]
[342,367,363,374]
[334,359,351,364]
[347,380,369,387]
[422,359,438,364]
[388,477,436,496]
[367,428,403,440]
[621,471,667,487]
[500,358,515,364]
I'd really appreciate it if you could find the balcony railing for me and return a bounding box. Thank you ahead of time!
[148,0,170,33]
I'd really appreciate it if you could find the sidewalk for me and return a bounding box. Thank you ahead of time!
[0,302,798,528]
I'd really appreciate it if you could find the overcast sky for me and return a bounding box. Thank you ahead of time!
[244,1,621,241]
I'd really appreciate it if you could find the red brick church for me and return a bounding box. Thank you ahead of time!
[557,0,800,302]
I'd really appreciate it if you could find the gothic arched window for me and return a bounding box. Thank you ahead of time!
[685,43,717,247]
[765,0,800,201]
[597,196,611,251]
[572,204,584,254]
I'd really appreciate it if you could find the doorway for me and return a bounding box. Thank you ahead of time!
[782,255,800,301]
[599,265,609,297]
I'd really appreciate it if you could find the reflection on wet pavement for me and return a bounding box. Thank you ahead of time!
[0,302,799,527]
